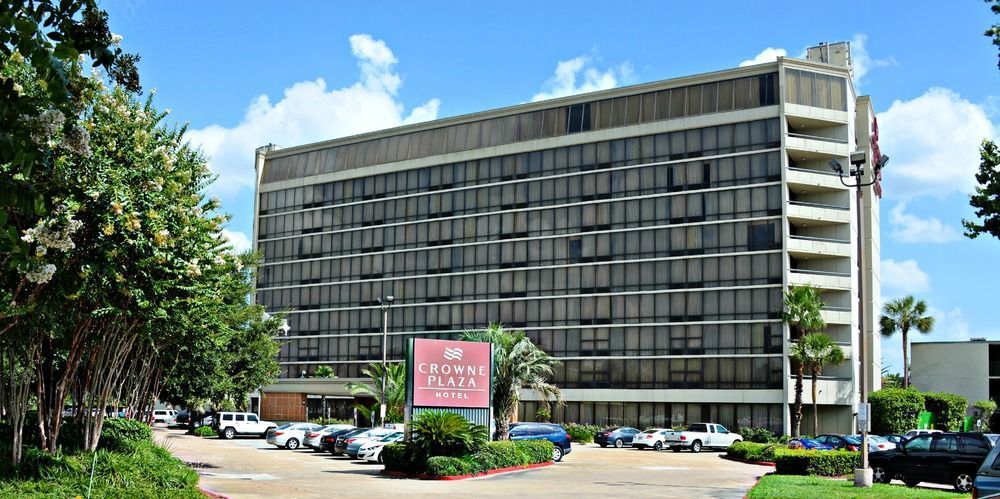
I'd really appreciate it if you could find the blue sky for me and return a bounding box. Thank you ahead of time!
[104,1,1000,376]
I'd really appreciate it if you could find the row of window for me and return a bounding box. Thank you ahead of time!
[258,186,782,264]
[548,357,783,390]
[257,221,781,289]
[518,401,783,434]
[258,151,782,240]
[273,287,784,336]
[785,69,848,111]
[260,74,780,184]
[259,119,781,216]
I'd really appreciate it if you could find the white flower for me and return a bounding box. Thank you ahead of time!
[213,254,225,266]
[110,33,123,46]
[35,246,47,257]
[24,264,57,284]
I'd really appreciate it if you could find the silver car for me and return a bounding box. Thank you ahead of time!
[304,424,355,451]
[975,438,1000,498]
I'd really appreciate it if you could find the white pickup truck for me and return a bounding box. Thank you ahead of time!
[664,423,742,453]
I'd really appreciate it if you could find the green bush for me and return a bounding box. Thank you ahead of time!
[192,425,216,437]
[409,410,488,458]
[975,400,998,432]
[736,426,778,443]
[924,392,968,431]
[773,448,859,476]
[308,417,353,425]
[727,441,779,462]
[99,418,153,451]
[426,456,478,476]
[382,443,427,474]
[399,440,555,477]
[561,423,600,444]
[515,440,554,464]
[870,388,925,435]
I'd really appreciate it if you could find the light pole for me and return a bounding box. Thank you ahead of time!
[829,152,888,488]
[378,295,394,427]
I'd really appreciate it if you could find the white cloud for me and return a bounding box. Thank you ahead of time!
[221,229,252,253]
[881,259,931,295]
[186,34,440,195]
[877,87,997,200]
[850,34,896,82]
[888,202,962,243]
[531,56,633,102]
[739,48,787,67]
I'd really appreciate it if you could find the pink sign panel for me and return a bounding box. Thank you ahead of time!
[412,339,491,408]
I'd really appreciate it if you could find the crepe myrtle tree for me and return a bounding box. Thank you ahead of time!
[460,323,561,440]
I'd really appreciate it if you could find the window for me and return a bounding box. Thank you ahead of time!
[222,414,233,421]
[960,435,990,453]
[904,435,932,452]
[931,435,958,453]
[248,414,258,422]
[235,414,245,422]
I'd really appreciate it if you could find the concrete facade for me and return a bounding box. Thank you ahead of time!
[911,340,995,405]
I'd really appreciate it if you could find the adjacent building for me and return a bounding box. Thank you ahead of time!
[251,42,881,434]
[911,339,1000,405]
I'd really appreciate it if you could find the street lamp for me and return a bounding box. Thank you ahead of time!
[829,152,888,487]
[378,295,394,426]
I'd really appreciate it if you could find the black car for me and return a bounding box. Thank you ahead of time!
[869,432,994,492]
[175,411,191,426]
[332,428,370,456]
[319,428,358,453]
[508,423,572,462]
[814,434,863,451]
[594,427,640,448]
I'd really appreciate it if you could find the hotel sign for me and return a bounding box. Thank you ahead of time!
[411,339,492,408]
[871,116,883,198]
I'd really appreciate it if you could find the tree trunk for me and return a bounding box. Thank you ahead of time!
[794,362,804,437]
[902,328,909,389]
[812,367,820,436]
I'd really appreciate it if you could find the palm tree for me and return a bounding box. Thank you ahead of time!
[460,323,561,440]
[782,286,826,437]
[880,295,935,388]
[346,362,406,424]
[795,333,846,435]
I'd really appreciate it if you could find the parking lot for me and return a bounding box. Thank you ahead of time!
[155,428,767,498]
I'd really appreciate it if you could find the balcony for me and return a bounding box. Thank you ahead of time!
[787,167,847,193]
[787,234,851,260]
[820,306,853,325]
[785,104,850,128]
[789,268,852,290]
[786,132,850,162]
[787,200,851,228]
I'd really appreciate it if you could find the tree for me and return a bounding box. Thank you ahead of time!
[312,365,336,379]
[794,333,845,435]
[782,286,826,437]
[346,362,406,424]
[964,1,1000,239]
[880,295,935,389]
[974,400,998,432]
[460,323,561,440]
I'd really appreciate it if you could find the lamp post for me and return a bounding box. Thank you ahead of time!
[829,152,888,488]
[378,295,394,426]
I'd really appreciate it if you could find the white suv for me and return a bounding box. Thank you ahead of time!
[214,412,277,439]
[152,410,176,425]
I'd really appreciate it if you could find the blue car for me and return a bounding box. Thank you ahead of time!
[594,427,640,448]
[787,438,833,450]
[508,422,572,462]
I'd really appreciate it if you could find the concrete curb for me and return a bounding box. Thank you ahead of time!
[199,485,230,498]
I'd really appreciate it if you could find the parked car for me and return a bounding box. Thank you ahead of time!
[345,428,398,458]
[318,427,359,453]
[266,422,323,450]
[632,429,670,451]
[213,411,277,439]
[359,432,404,463]
[332,428,371,456]
[152,409,176,425]
[594,427,640,448]
[883,434,907,445]
[870,432,993,492]
[304,424,355,451]
[973,434,1000,498]
[175,411,190,426]
[848,434,896,452]
[787,438,833,451]
[904,428,942,439]
[508,422,572,462]
[814,434,863,451]
[664,423,742,453]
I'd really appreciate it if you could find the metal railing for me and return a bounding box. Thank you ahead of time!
[788,200,850,211]
[788,234,851,244]
[788,166,839,177]
[787,132,849,144]
[789,268,851,277]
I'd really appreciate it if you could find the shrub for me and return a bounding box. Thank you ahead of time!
[387,440,553,476]
[308,417,353,426]
[382,443,426,474]
[924,392,968,431]
[736,426,777,443]
[869,388,925,434]
[426,456,478,476]
[192,425,216,437]
[535,406,550,422]
[727,441,778,462]
[515,439,554,464]
[99,418,152,451]
[561,423,600,444]
[975,400,998,432]
[409,410,488,458]
[773,448,859,476]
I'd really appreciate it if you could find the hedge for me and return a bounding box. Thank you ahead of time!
[869,388,925,435]
[773,448,860,476]
[736,426,778,444]
[924,392,968,431]
[99,418,153,451]
[385,440,553,476]
[192,425,216,437]
[561,423,600,444]
[727,441,779,462]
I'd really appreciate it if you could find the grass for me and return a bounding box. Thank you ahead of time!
[748,474,970,499]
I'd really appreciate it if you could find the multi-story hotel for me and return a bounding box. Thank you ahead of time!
[251,42,880,435]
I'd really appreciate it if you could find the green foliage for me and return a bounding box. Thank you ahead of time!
[772,448,860,476]
[346,362,406,424]
[409,410,488,458]
[461,323,560,439]
[561,423,600,444]
[385,440,553,476]
[923,392,968,431]
[880,296,935,389]
[870,388,925,435]
[382,443,426,474]
[965,139,1000,240]
[881,373,904,389]
[748,474,970,499]
[98,418,152,451]
[975,400,998,432]
[192,425,216,437]
[783,286,825,437]
[312,365,336,378]
[736,426,779,444]
[727,441,779,462]
[309,417,353,426]
[426,456,479,477]
[535,406,550,422]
